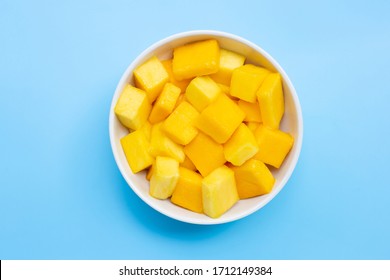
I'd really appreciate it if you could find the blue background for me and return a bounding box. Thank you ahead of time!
[1,0,389,259]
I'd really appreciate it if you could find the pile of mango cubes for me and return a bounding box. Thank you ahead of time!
[115,39,294,218]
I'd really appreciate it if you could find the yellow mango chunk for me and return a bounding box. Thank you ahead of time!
[120,130,153,173]
[172,39,220,80]
[161,59,191,92]
[146,162,154,181]
[230,64,270,103]
[202,165,239,218]
[134,56,169,102]
[195,94,245,143]
[171,167,203,213]
[253,125,294,168]
[150,156,179,199]
[210,49,246,85]
[257,73,284,129]
[185,76,221,112]
[223,123,259,166]
[181,155,197,171]
[149,83,181,124]
[150,122,185,163]
[232,159,275,199]
[184,132,226,177]
[238,100,262,122]
[138,120,152,140]
[114,85,151,130]
[163,101,199,145]
[246,121,261,134]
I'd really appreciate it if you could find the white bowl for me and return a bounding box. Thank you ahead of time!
[109,30,303,225]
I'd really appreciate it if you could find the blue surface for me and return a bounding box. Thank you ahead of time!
[1,0,389,260]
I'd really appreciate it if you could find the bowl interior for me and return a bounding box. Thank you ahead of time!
[109,31,303,225]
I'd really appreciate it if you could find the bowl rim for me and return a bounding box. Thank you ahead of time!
[109,30,303,225]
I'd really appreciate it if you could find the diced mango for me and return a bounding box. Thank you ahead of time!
[138,120,152,140]
[253,125,294,168]
[149,83,181,124]
[163,101,199,145]
[185,76,221,112]
[149,122,185,163]
[120,130,153,173]
[146,162,154,181]
[202,165,239,218]
[223,123,259,166]
[257,73,284,129]
[238,100,262,122]
[231,159,275,199]
[195,94,245,143]
[150,156,179,199]
[230,64,270,102]
[181,155,197,171]
[246,122,261,133]
[172,39,220,80]
[161,59,191,92]
[184,132,226,177]
[171,167,203,213]
[210,49,246,85]
[174,93,186,109]
[114,85,151,130]
[134,56,169,102]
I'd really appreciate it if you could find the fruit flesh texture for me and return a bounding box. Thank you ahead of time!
[150,156,179,199]
[232,159,275,199]
[161,59,191,92]
[195,93,245,144]
[163,101,199,145]
[171,167,203,213]
[230,64,270,103]
[257,73,284,129]
[253,125,294,168]
[223,123,259,166]
[149,122,185,163]
[134,56,169,103]
[184,132,226,177]
[172,39,220,80]
[202,165,239,218]
[114,85,151,130]
[238,100,262,122]
[185,76,221,112]
[149,83,181,124]
[210,49,246,85]
[181,156,197,171]
[120,130,153,173]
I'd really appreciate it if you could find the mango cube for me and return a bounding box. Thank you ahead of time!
[172,39,220,80]
[181,155,197,171]
[161,59,191,92]
[210,49,246,85]
[257,73,284,129]
[230,64,270,102]
[120,130,153,173]
[149,83,181,124]
[232,159,275,199]
[185,76,221,112]
[253,125,294,168]
[184,132,226,177]
[163,101,199,145]
[114,85,151,130]
[150,122,185,163]
[202,165,239,218]
[171,167,203,213]
[146,162,154,181]
[134,56,169,102]
[223,123,259,166]
[238,100,262,122]
[246,121,261,134]
[195,94,245,143]
[138,120,152,140]
[150,156,179,199]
